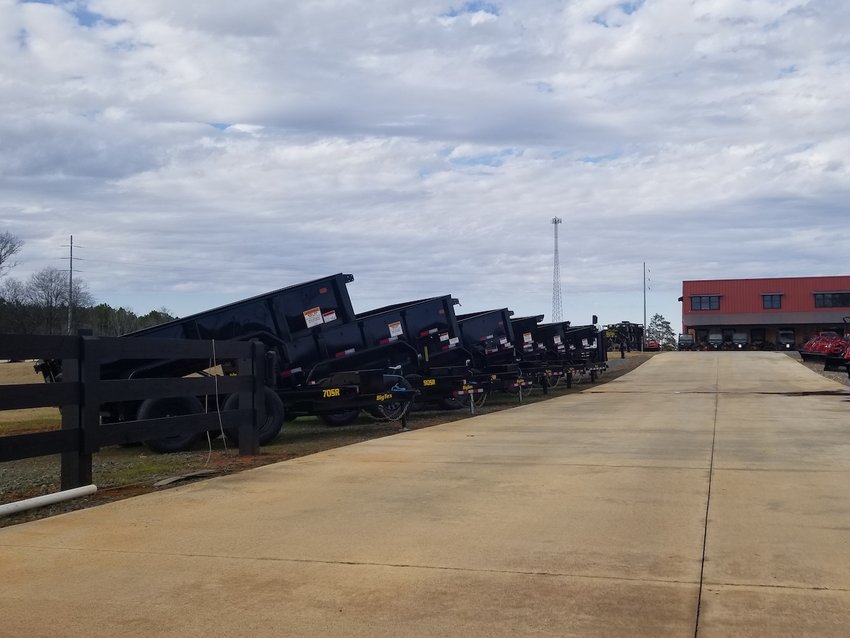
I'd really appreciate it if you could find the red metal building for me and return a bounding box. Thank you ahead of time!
[681,276,850,348]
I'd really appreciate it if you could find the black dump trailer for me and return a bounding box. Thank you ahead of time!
[356,296,484,407]
[456,309,534,396]
[519,320,607,386]
[510,315,569,389]
[562,324,608,378]
[606,321,643,352]
[37,273,418,452]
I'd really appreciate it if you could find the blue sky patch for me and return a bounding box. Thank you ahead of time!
[593,1,644,26]
[578,152,623,164]
[18,0,121,27]
[619,1,645,15]
[443,2,500,18]
[71,5,122,27]
[449,148,519,168]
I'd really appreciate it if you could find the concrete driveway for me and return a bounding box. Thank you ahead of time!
[2,352,849,636]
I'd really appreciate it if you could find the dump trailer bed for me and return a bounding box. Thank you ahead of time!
[562,324,608,376]
[356,295,483,405]
[510,315,568,390]
[524,321,607,386]
[456,309,533,395]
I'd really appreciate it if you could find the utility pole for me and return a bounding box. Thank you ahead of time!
[551,217,563,322]
[68,235,74,334]
[61,235,82,335]
[642,261,646,352]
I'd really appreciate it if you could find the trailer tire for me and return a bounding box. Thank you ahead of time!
[139,396,204,453]
[319,409,361,427]
[223,387,286,446]
[440,398,465,410]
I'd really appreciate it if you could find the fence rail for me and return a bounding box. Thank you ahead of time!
[0,334,264,490]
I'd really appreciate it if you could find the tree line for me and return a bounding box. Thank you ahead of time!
[0,232,176,336]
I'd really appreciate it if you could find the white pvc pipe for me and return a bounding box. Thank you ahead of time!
[0,485,97,518]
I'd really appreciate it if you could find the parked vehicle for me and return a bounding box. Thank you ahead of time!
[732,332,748,349]
[707,331,723,350]
[677,334,695,351]
[776,329,796,350]
[800,331,844,362]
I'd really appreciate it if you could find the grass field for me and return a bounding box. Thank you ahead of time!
[0,362,60,434]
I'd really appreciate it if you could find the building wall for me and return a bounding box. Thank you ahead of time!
[681,275,850,345]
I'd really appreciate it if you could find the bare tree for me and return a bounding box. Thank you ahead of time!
[0,277,35,333]
[0,232,24,277]
[24,266,94,334]
[26,267,67,334]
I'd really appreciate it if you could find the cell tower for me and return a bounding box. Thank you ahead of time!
[551,217,563,322]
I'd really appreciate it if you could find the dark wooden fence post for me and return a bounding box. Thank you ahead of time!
[235,342,262,455]
[60,335,88,490]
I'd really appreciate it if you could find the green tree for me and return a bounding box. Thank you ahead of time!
[138,307,176,329]
[647,313,676,349]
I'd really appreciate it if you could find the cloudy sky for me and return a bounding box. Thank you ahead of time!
[2,0,848,330]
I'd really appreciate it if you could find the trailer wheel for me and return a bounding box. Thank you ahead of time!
[223,387,286,446]
[139,396,204,453]
[319,410,361,427]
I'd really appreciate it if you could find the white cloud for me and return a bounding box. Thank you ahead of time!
[1,0,849,329]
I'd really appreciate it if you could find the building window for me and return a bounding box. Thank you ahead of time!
[762,294,782,309]
[691,295,720,311]
[814,292,850,308]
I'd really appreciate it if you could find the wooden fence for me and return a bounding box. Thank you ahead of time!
[0,334,265,490]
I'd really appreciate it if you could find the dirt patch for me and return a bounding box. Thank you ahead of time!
[0,354,654,527]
